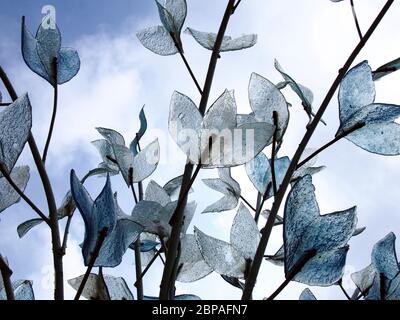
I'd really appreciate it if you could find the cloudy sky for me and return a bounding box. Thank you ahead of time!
[0,0,400,300]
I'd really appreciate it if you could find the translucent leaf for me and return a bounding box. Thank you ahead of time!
[339,61,375,123]
[373,57,400,81]
[136,26,178,56]
[177,234,213,283]
[131,200,169,238]
[92,139,120,173]
[113,140,160,185]
[249,73,288,141]
[284,175,357,286]
[236,113,257,127]
[57,190,76,219]
[139,233,158,267]
[140,240,160,253]
[371,232,399,280]
[35,21,61,81]
[57,47,81,84]
[163,175,193,198]
[168,91,202,164]
[274,60,312,113]
[145,180,171,206]
[130,106,148,156]
[68,273,133,300]
[299,288,317,300]
[246,154,290,197]
[13,280,35,300]
[96,127,125,146]
[353,227,366,237]
[0,166,30,213]
[17,218,43,239]
[21,17,49,82]
[144,294,201,300]
[71,171,141,267]
[261,210,283,225]
[265,245,285,266]
[194,227,245,278]
[339,104,400,156]
[230,204,260,260]
[202,168,240,213]
[203,90,236,131]
[351,264,376,295]
[185,28,257,52]
[0,94,32,173]
[163,0,187,33]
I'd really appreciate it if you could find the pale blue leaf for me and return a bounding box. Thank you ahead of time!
[249,73,289,141]
[185,28,257,52]
[136,26,178,56]
[96,127,125,146]
[140,240,160,252]
[351,264,376,295]
[194,226,246,278]
[0,94,32,173]
[0,166,30,213]
[284,175,357,286]
[221,275,245,291]
[92,139,120,173]
[265,245,285,266]
[163,175,193,198]
[203,90,236,131]
[373,57,400,81]
[299,288,317,300]
[17,218,43,239]
[145,180,171,206]
[21,17,49,82]
[175,294,201,300]
[230,204,260,260]
[13,280,35,300]
[372,232,399,280]
[177,234,213,283]
[57,47,81,84]
[339,61,375,124]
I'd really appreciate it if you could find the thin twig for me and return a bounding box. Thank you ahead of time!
[350,0,363,40]
[0,163,50,225]
[171,33,203,95]
[133,240,144,300]
[0,65,64,300]
[0,103,11,106]
[254,192,262,223]
[134,249,162,287]
[266,249,316,300]
[297,122,365,169]
[42,58,58,164]
[270,112,279,196]
[60,215,73,255]
[339,280,351,300]
[74,228,108,300]
[242,0,395,300]
[232,0,242,13]
[0,255,15,300]
[351,288,361,300]
[240,195,257,212]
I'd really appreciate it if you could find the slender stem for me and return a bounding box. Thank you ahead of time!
[130,182,138,204]
[133,240,144,300]
[74,228,108,300]
[0,163,50,224]
[0,103,11,106]
[232,0,242,13]
[42,58,58,164]
[134,249,162,287]
[240,195,257,212]
[351,288,361,300]
[339,280,351,300]
[270,112,279,196]
[254,192,262,223]
[160,0,239,300]
[350,0,363,40]
[171,33,203,95]
[242,0,394,300]
[60,214,73,255]
[266,249,316,300]
[0,255,15,300]
[297,122,365,169]
[0,65,64,300]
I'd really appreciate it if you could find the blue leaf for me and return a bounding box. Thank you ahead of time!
[371,232,399,281]
[0,166,30,214]
[284,175,357,286]
[0,94,32,174]
[21,17,80,85]
[70,170,141,267]
[130,106,148,156]
[373,57,400,81]
[17,218,43,239]
[299,288,317,300]
[140,240,160,252]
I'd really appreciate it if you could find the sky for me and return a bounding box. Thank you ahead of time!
[0,0,400,300]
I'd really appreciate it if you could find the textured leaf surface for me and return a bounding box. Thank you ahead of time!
[0,166,30,213]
